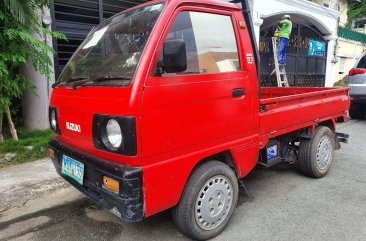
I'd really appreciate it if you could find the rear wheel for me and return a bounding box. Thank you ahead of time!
[172,161,238,240]
[298,126,335,178]
[349,103,365,119]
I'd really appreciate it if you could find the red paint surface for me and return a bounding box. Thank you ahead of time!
[349,68,366,76]
[50,0,351,218]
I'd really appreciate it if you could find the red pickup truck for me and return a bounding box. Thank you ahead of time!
[48,0,350,239]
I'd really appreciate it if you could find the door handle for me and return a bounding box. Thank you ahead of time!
[232,88,245,97]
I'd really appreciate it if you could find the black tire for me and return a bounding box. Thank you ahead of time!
[172,161,239,240]
[298,126,335,178]
[349,103,365,119]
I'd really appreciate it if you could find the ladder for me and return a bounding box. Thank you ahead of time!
[270,37,289,87]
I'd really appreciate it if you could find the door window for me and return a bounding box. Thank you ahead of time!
[160,11,240,75]
[357,55,366,69]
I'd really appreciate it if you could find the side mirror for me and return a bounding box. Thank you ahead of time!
[163,39,187,73]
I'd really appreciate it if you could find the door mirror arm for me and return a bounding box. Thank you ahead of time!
[154,62,164,76]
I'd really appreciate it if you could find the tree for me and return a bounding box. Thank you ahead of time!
[347,0,366,28]
[0,0,65,141]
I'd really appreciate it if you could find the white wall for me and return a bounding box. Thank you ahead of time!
[335,38,366,82]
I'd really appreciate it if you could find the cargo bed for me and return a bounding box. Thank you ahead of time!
[259,87,350,138]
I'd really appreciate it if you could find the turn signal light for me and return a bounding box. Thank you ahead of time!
[103,176,120,193]
[48,148,55,159]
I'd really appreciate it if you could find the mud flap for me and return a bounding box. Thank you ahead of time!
[334,132,349,150]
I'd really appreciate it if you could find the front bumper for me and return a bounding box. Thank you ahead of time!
[48,138,144,222]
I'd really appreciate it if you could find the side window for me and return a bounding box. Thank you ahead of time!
[357,55,366,69]
[160,11,240,75]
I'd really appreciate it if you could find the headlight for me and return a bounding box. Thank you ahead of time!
[106,119,123,149]
[49,107,61,134]
[51,109,57,130]
[93,115,137,156]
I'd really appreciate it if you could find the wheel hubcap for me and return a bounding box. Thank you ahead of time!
[316,136,332,169]
[195,175,233,231]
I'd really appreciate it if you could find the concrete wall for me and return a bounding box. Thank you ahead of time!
[310,0,348,26]
[338,0,349,28]
[334,38,366,83]
[21,8,54,130]
[354,27,366,34]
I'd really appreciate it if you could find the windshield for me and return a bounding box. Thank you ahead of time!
[57,3,164,86]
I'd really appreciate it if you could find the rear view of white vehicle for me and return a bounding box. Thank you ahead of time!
[349,50,366,119]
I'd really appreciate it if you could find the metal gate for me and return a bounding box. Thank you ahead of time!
[259,23,327,87]
[51,0,149,78]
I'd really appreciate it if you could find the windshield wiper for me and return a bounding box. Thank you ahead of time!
[67,77,89,83]
[71,76,131,89]
[52,77,89,88]
[92,76,131,82]
[71,78,92,89]
[53,76,131,89]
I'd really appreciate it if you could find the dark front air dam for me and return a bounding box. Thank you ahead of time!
[48,139,144,222]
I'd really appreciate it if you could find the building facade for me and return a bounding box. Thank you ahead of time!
[336,30,366,83]
[252,0,341,87]
[335,0,366,84]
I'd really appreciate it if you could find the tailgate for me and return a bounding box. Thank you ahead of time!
[259,87,350,135]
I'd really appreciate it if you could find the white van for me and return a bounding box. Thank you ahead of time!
[348,50,366,119]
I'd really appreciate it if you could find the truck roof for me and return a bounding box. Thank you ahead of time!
[169,0,240,8]
[142,0,241,10]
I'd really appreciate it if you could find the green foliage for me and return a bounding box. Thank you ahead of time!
[333,80,348,87]
[348,1,366,26]
[0,0,66,107]
[2,0,50,28]
[0,128,55,168]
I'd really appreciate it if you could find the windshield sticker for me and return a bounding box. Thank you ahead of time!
[82,26,109,50]
[150,4,162,11]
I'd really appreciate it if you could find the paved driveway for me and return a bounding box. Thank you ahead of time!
[1,120,365,241]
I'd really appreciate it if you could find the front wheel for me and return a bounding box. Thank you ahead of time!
[172,161,239,240]
[298,126,335,178]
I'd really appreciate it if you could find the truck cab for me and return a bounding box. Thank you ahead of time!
[48,0,349,240]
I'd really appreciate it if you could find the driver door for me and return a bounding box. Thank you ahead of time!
[141,8,256,158]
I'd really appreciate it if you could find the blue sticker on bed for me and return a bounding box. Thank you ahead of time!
[267,145,278,160]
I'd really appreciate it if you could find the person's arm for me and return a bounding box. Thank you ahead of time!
[280,19,290,27]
